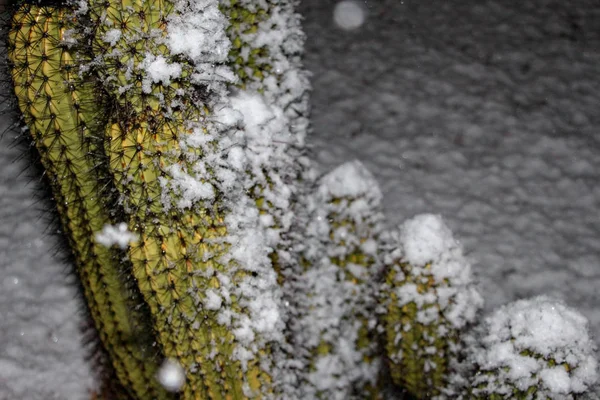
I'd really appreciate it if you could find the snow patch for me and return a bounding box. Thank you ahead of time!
[400,214,456,266]
[95,223,137,249]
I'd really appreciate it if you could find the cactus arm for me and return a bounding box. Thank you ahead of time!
[380,215,483,398]
[291,161,384,399]
[383,262,451,397]
[85,0,275,397]
[6,4,172,399]
[468,296,599,399]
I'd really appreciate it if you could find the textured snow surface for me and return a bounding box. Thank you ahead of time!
[1,0,600,398]
[399,213,455,266]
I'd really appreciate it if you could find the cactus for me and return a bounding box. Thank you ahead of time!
[220,0,272,87]
[220,0,311,284]
[288,160,384,399]
[468,296,599,400]
[81,0,282,397]
[380,214,483,398]
[6,4,171,399]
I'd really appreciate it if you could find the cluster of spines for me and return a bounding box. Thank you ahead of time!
[6,4,171,399]
[220,0,272,87]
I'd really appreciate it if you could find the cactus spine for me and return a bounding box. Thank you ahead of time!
[6,4,171,399]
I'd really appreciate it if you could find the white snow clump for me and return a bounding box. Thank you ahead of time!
[470,295,599,398]
[95,223,137,249]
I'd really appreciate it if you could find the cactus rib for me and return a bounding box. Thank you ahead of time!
[6,4,171,399]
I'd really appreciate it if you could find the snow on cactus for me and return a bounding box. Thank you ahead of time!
[220,0,312,286]
[289,160,385,399]
[380,214,483,398]
[60,0,308,397]
[468,295,599,399]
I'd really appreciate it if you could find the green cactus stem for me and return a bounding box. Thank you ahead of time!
[219,0,311,287]
[468,296,598,400]
[6,4,171,399]
[220,0,272,87]
[84,0,275,397]
[380,214,482,398]
[292,160,384,399]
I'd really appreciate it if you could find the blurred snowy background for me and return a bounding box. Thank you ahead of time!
[1,0,599,398]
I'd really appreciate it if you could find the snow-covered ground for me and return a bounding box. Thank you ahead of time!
[1,0,599,398]
[302,0,600,332]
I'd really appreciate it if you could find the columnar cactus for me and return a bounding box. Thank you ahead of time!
[219,0,312,284]
[468,296,599,399]
[289,160,384,399]
[380,214,483,398]
[81,0,287,397]
[6,4,170,399]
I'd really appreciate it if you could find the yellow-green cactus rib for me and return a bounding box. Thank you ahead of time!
[6,4,171,399]
[293,161,384,399]
[106,115,260,400]
[384,261,448,397]
[220,0,271,87]
[468,296,599,400]
[380,214,482,398]
[86,0,273,397]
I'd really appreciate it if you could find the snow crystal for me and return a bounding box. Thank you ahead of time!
[94,223,137,249]
[101,29,122,46]
[230,91,275,130]
[162,164,215,210]
[157,359,186,392]
[143,55,182,86]
[166,0,231,65]
[203,289,222,311]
